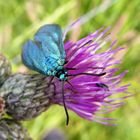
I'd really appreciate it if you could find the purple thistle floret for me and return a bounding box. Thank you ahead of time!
[50,28,130,125]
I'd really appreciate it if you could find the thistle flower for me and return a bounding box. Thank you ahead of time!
[50,28,130,125]
[0,28,130,126]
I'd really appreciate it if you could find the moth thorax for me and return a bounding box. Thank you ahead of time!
[56,68,67,81]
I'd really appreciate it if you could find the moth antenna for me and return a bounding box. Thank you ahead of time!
[62,81,69,125]
[66,67,104,70]
[68,72,106,77]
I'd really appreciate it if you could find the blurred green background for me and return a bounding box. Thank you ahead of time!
[0,0,140,140]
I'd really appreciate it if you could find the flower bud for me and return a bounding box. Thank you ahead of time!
[0,73,54,120]
[0,53,11,86]
[0,119,31,140]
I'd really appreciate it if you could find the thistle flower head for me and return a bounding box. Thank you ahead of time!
[50,28,130,125]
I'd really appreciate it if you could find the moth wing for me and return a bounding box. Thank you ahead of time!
[34,24,66,61]
[22,40,50,75]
